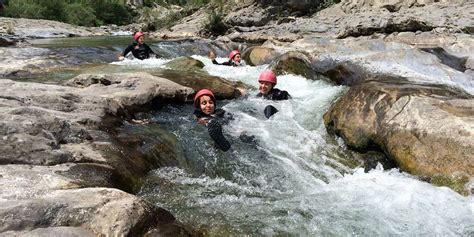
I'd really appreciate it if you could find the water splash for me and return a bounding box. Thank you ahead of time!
[137,57,474,236]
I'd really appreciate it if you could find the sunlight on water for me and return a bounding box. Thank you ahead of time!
[138,58,474,236]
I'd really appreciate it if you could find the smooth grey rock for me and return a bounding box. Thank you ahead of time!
[0,74,194,235]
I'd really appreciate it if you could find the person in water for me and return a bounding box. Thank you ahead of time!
[256,70,291,118]
[209,50,244,66]
[193,89,232,151]
[118,32,158,60]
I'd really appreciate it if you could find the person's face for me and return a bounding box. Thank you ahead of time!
[199,95,215,115]
[209,51,216,58]
[137,36,144,44]
[259,81,273,95]
[233,54,241,63]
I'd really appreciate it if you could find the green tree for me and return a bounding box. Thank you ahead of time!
[3,0,46,19]
[64,3,98,26]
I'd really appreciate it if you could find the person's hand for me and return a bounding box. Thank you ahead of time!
[118,56,125,61]
[208,51,216,60]
[197,118,210,125]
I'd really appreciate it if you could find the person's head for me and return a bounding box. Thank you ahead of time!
[194,89,216,115]
[258,70,277,95]
[209,51,216,58]
[134,32,145,44]
[229,50,241,63]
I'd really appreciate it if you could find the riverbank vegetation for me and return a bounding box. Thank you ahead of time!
[0,0,339,28]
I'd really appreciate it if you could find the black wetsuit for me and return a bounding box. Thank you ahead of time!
[212,59,241,67]
[257,88,291,101]
[194,108,232,151]
[257,88,291,118]
[121,42,157,60]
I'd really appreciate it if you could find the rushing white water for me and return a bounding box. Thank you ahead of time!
[127,56,474,235]
[110,57,171,68]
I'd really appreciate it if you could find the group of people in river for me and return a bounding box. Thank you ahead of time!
[119,32,291,151]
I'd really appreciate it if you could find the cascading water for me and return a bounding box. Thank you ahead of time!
[134,56,474,235]
[22,36,474,235]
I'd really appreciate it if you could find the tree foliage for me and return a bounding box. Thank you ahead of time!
[2,0,133,26]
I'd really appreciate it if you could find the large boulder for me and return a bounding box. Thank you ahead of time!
[224,3,271,27]
[0,73,194,235]
[241,46,279,66]
[164,56,205,71]
[270,51,320,79]
[324,78,474,191]
[0,188,160,236]
[286,38,474,94]
[153,69,244,99]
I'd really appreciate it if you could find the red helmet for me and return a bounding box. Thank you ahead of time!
[193,89,216,108]
[258,70,277,85]
[229,50,240,60]
[133,32,144,41]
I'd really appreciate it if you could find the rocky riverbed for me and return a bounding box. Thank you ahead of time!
[0,0,473,235]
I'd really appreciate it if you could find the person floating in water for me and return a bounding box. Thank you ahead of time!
[118,32,158,61]
[209,50,244,67]
[256,70,291,118]
[193,89,232,151]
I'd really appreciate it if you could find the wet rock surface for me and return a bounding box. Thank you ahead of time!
[324,78,474,182]
[0,73,194,235]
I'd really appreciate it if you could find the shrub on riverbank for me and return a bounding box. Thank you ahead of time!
[0,0,133,26]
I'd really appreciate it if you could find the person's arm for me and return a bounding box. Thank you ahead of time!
[144,44,158,58]
[212,59,222,65]
[221,61,232,66]
[119,45,133,60]
[275,90,291,100]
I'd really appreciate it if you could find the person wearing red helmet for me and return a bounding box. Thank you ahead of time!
[118,32,158,60]
[256,70,291,118]
[209,50,244,66]
[193,89,231,151]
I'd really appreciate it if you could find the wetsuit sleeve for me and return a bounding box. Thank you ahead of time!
[121,45,134,57]
[207,119,231,151]
[221,61,232,66]
[274,90,291,100]
[144,44,158,58]
[212,59,222,65]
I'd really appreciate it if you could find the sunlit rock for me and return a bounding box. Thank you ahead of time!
[324,78,474,186]
[164,56,205,71]
[153,69,244,99]
[241,46,279,66]
[0,188,158,236]
[270,51,320,80]
[0,75,193,235]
